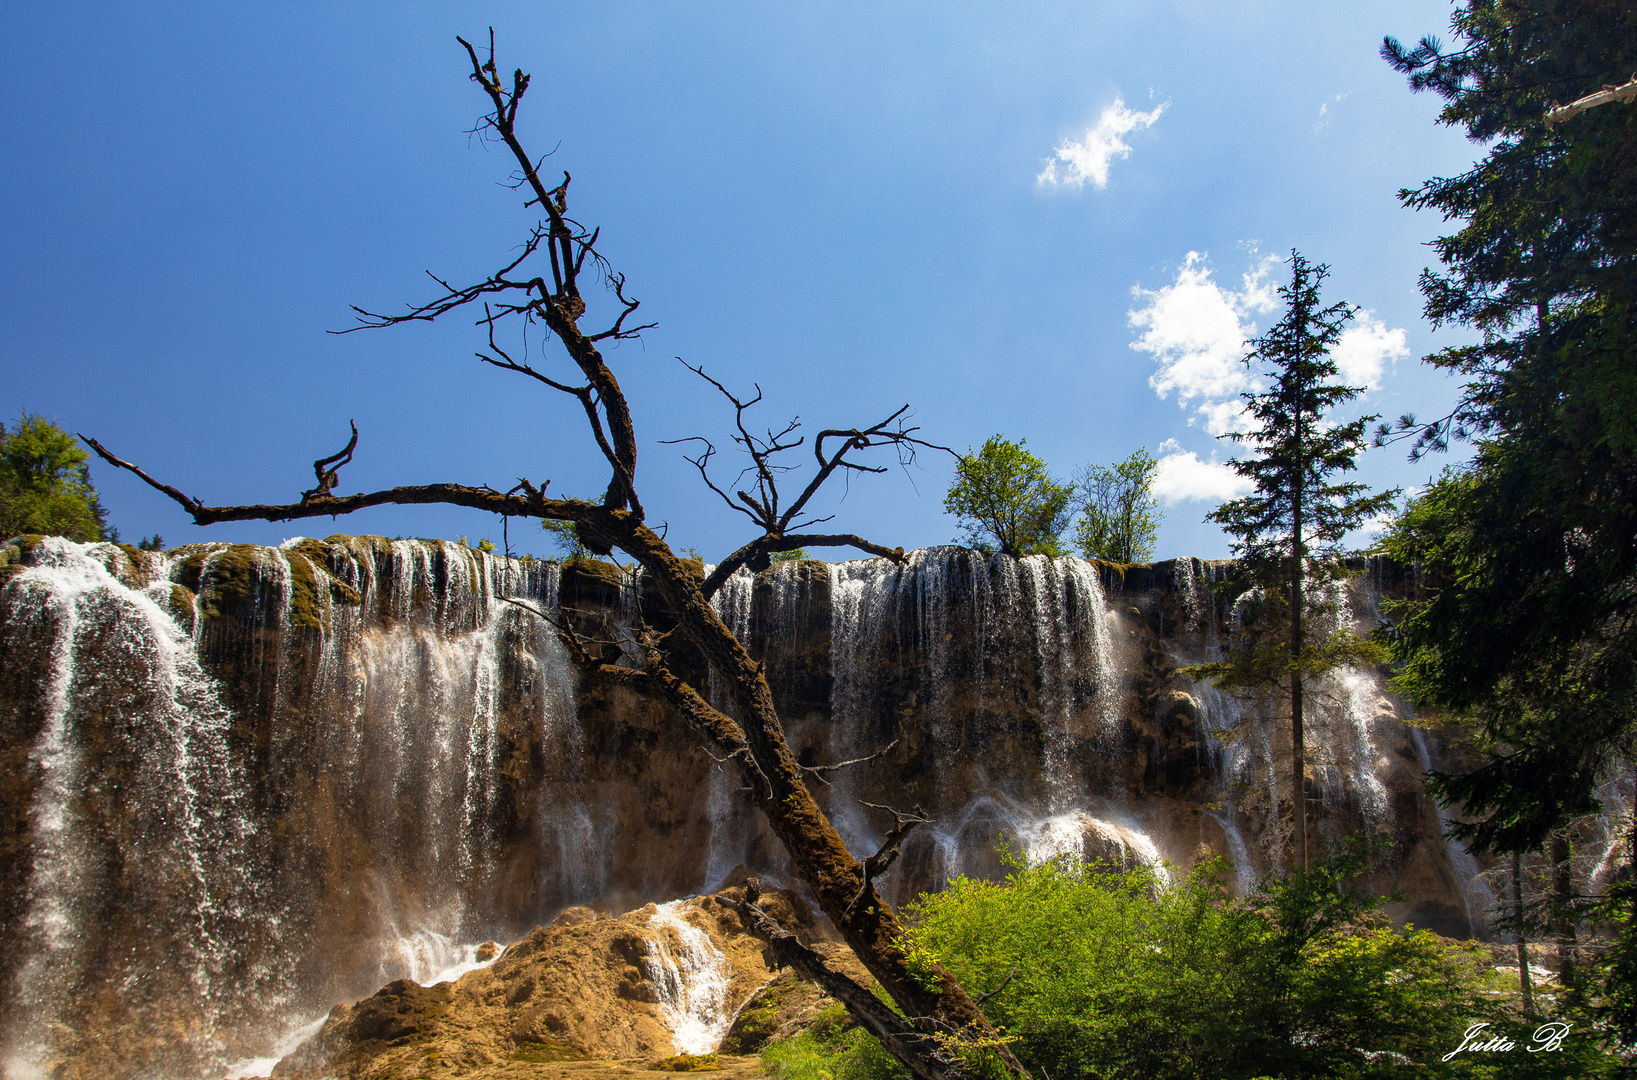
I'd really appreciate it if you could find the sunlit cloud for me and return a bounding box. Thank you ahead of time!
[1333,311,1409,391]
[1037,98,1168,189]
[1129,251,1279,435]
[1314,91,1350,134]
[1152,439,1253,505]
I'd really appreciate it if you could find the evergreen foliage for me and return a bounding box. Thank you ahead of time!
[1073,448,1160,563]
[1379,1,1637,1035]
[0,413,112,542]
[1188,253,1395,868]
[1378,0,1637,850]
[944,436,1072,558]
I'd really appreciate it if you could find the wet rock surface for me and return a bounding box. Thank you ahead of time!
[0,536,1557,1079]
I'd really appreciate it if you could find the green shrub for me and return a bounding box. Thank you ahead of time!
[894,847,1621,1080]
[0,413,112,542]
[762,1005,907,1080]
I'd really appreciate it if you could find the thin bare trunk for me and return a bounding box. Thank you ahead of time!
[1290,317,1308,872]
[1514,850,1534,1016]
[1551,831,1577,993]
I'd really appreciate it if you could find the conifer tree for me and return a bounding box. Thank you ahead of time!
[1379,0,1637,1032]
[1189,253,1395,869]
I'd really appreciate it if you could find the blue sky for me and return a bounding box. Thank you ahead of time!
[2,2,1482,561]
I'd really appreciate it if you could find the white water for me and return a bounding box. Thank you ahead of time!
[0,540,1536,1077]
[0,538,589,1078]
[826,549,1128,886]
[3,539,254,1079]
[643,900,733,1055]
[1022,809,1170,882]
[1408,725,1495,936]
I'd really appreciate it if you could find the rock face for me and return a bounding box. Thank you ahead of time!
[0,534,1609,1078]
[272,885,818,1080]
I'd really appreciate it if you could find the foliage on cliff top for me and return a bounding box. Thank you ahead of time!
[0,413,112,543]
[944,436,1072,558]
[1073,448,1161,564]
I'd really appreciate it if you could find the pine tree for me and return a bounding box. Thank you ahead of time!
[1189,253,1395,869]
[1379,0,1637,1034]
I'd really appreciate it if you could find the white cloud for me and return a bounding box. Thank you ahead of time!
[1037,98,1167,189]
[1195,398,1251,438]
[1152,439,1253,505]
[1332,311,1409,391]
[1314,92,1350,134]
[1129,251,1279,434]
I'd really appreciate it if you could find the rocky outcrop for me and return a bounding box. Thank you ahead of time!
[272,885,821,1080]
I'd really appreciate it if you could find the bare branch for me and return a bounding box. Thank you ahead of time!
[702,533,907,598]
[83,436,590,527]
[661,436,766,526]
[842,801,931,922]
[1546,73,1637,124]
[973,969,1018,1006]
[799,739,899,786]
[302,420,359,500]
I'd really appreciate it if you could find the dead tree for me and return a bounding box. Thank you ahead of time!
[86,32,1023,1080]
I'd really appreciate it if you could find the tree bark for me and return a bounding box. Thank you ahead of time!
[1513,850,1534,1017]
[1551,831,1577,994]
[1290,302,1308,873]
[620,529,1018,1071]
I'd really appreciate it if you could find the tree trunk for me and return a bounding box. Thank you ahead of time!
[1551,831,1577,994]
[624,529,1016,1080]
[1290,326,1308,872]
[1514,850,1534,1016]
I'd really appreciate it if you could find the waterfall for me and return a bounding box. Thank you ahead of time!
[826,548,1138,889]
[643,900,733,1055]
[0,537,1525,1078]
[2,539,257,1079]
[0,536,589,1077]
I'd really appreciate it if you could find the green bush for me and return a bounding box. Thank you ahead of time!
[761,1005,907,1080]
[891,848,1621,1080]
[943,436,1072,558]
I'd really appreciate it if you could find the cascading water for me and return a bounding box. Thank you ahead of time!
[825,547,1141,890]
[0,535,588,1078]
[643,900,733,1055]
[0,537,1574,1079]
[1,539,257,1079]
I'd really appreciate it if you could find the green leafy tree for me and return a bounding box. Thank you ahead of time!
[1073,447,1161,563]
[944,436,1072,558]
[895,848,1552,1080]
[0,413,112,542]
[541,510,590,558]
[1379,0,1637,1033]
[1188,253,1395,870]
